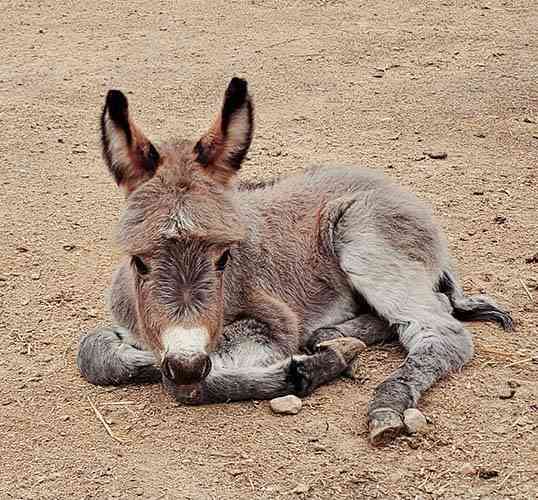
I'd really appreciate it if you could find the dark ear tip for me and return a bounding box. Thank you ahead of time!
[226,77,248,100]
[105,89,129,119]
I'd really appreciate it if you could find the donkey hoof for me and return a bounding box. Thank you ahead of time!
[288,356,314,397]
[368,408,405,446]
[316,337,367,364]
[343,357,362,380]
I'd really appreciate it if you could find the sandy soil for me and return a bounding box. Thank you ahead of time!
[1,1,537,498]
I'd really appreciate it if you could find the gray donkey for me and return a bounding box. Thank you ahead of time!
[78,78,513,445]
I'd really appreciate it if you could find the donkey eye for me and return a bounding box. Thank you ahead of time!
[215,250,231,272]
[132,256,150,276]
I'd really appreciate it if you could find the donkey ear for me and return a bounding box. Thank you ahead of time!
[101,90,160,194]
[193,78,254,185]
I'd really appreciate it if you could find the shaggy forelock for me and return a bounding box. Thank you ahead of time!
[154,239,216,320]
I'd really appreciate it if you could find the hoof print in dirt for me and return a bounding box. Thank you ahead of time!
[403,408,428,435]
[270,395,303,415]
[368,408,405,446]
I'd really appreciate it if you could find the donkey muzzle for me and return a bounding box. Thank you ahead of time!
[161,351,212,385]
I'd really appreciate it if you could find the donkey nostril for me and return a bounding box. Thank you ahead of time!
[161,352,211,384]
[161,357,176,382]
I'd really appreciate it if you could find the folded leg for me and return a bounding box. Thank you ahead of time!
[77,326,161,385]
[164,321,365,404]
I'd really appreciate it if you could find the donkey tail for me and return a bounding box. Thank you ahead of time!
[438,271,514,331]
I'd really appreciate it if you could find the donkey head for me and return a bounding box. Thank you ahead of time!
[101,78,253,386]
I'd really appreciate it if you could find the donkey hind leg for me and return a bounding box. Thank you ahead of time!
[165,319,365,405]
[77,326,161,386]
[438,270,514,331]
[339,252,474,446]
[304,289,455,353]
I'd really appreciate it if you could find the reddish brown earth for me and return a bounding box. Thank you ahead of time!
[1,1,537,498]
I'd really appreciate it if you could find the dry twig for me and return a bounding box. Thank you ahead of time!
[505,357,536,368]
[519,278,533,301]
[494,468,515,492]
[87,396,123,444]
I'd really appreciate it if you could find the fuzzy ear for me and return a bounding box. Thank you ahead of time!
[193,78,254,185]
[101,90,160,194]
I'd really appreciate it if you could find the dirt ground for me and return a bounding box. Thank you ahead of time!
[1,0,537,498]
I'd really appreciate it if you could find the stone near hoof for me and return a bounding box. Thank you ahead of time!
[403,408,428,435]
[316,337,367,363]
[270,395,302,415]
[368,408,405,446]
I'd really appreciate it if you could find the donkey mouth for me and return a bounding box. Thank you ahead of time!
[162,376,205,405]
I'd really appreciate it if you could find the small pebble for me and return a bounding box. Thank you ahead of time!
[526,253,538,264]
[403,408,428,434]
[86,309,97,318]
[270,395,302,415]
[425,151,448,160]
[291,483,310,494]
[461,463,477,476]
[30,272,41,280]
[478,468,499,480]
[498,383,516,400]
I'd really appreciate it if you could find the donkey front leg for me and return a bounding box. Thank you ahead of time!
[77,326,161,385]
[164,324,365,404]
[290,337,367,397]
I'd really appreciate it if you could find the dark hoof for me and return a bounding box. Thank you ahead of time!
[368,408,405,446]
[316,337,367,364]
[305,327,343,353]
[288,356,314,397]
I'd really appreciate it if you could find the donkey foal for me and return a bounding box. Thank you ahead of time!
[78,78,513,445]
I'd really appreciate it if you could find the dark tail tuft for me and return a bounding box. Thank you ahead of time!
[438,271,514,331]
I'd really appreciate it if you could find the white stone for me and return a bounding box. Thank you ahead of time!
[270,395,302,415]
[403,408,428,434]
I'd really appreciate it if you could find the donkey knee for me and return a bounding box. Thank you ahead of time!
[434,326,474,369]
[403,320,474,369]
